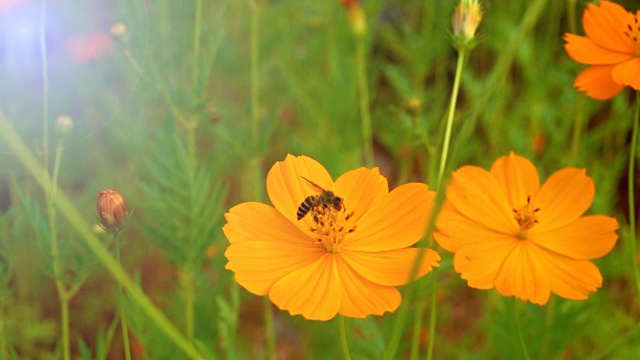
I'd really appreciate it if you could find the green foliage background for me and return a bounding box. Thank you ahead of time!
[0,0,638,358]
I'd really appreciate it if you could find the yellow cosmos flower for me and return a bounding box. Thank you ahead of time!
[223,155,440,320]
[435,153,618,305]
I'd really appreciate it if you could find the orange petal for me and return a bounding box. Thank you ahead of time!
[340,248,440,286]
[223,202,313,245]
[223,202,323,295]
[436,209,512,252]
[531,215,618,260]
[573,65,625,100]
[493,242,551,305]
[445,166,517,234]
[490,152,540,210]
[582,1,634,54]
[335,167,388,225]
[563,33,633,65]
[534,168,594,232]
[266,154,335,233]
[612,58,640,90]
[454,235,518,290]
[335,256,402,318]
[225,240,324,296]
[343,183,434,252]
[268,254,341,320]
[529,244,603,300]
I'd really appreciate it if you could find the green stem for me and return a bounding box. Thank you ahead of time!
[570,94,586,164]
[628,91,640,311]
[0,111,205,360]
[263,298,276,360]
[425,268,438,360]
[49,140,70,360]
[40,0,49,162]
[514,298,531,360]
[249,0,260,152]
[192,0,203,93]
[338,316,351,360]
[0,299,6,359]
[181,265,195,343]
[436,50,466,188]
[355,35,374,167]
[114,233,132,360]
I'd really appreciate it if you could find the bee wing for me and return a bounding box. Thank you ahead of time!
[300,176,327,193]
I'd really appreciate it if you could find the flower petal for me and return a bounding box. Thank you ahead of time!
[336,257,402,318]
[335,167,388,225]
[454,235,518,290]
[531,215,618,260]
[340,248,440,286]
[223,202,312,245]
[534,168,594,232]
[493,242,551,305]
[266,154,335,233]
[563,33,633,65]
[444,166,517,234]
[343,183,434,252]
[612,58,640,90]
[582,1,634,54]
[490,152,540,210]
[223,202,323,295]
[529,244,603,300]
[573,65,625,100]
[268,254,341,320]
[435,208,510,252]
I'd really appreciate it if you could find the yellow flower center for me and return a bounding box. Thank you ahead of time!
[512,196,539,240]
[625,14,640,56]
[310,205,356,254]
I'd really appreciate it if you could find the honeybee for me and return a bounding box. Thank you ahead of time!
[297,176,343,222]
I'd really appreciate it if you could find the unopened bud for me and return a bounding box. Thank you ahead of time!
[452,0,483,50]
[55,115,73,134]
[97,189,127,232]
[341,1,367,37]
[111,23,127,37]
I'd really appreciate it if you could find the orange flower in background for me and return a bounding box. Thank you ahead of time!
[564,1,640,100]
[223,155,440,320]
[435,153,618,305]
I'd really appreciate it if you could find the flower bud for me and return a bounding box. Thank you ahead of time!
[341,0,367,37]
[111,23,127,37]
[97,189,127,232]
[452,0,483,51]
[55,115,73,134]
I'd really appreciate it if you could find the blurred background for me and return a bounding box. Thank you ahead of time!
[0,0,638,358]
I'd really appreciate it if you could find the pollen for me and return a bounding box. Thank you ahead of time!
[512,195,539,240]
[624,14,640,56]
[312,206,355,253]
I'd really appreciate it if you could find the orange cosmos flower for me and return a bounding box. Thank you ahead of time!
[434,152,618,305]
[564,1,640,100]
[223,155,440,320]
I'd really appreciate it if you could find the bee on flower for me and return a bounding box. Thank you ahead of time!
[223,155,440,320]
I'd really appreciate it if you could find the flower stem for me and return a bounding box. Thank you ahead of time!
[436,49,466,188]
[338,316,352,360]
[49,139,70,360]
[355,32,374,167]
[570,94,586,164]
[513,298,531,360]
[0,111,205,360]
[114,233,132,360]
[249,0,261,153]
[191,0,203,94]
[426,268,438,360]
[262,298,276,360]
[628,91,640,311]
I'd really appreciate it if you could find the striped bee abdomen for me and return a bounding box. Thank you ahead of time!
[297,196,318,220]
